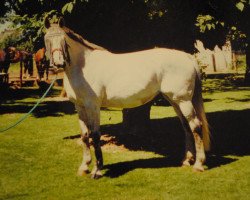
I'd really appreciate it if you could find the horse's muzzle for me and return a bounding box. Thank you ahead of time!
[49,65,65,74]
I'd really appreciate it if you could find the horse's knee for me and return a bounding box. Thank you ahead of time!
[178,101,201,132]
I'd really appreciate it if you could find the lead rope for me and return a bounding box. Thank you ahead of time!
[0,75,57,133]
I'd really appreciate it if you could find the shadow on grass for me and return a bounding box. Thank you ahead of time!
[0,99,76,116]
[226,96,250,103]
[101,109,250,177]
[0,86,61,101]
[104,157,180,178]
[0,86,77,117]
[103,156,237,178]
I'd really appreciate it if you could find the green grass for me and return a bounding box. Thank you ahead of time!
[0,78,250,200]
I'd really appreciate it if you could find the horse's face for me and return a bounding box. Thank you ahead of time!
[44,19,67,68]
[6,47,16,61]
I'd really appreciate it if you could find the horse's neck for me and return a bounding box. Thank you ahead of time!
[65,37,92,76]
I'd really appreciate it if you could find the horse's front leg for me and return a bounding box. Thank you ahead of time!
[88,106,103,179]
[76,105,92,176]
[76,103,103,179]
[91,130,103,179]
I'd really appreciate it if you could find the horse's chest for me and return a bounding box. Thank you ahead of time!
[63,74,101,105]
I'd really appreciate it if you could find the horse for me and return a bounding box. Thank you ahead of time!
[14,50,33,78]
[0,47,16,83]
[0,47,16,73]
[11,48,34,79]
[44,18,210,179]
[35,48,49,81]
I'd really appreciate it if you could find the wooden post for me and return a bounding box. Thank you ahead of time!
[212,54,216,72]
[20,61,23,87]
[244,43,250,85]
[6,73,9,84]
[232,52,237,72]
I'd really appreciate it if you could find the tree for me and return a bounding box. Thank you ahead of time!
[194,0,250,84]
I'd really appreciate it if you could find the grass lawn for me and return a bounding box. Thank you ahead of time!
[0,78,250,200]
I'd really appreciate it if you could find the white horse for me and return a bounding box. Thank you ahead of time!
[44,18,210,179]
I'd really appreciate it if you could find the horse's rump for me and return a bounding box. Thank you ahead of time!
[35,48,45,62]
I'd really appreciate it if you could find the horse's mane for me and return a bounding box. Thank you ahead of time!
[63,27,106,51]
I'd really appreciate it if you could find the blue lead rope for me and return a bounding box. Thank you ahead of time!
[0,75,57,133]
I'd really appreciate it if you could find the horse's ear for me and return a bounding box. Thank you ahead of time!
[58,17,65,28]
[44,17,51,29]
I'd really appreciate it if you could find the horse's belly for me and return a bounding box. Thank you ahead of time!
[103,94,156,108]
[103,85,159,108]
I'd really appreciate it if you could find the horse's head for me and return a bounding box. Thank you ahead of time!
[44,17,69,70]
[5,47,16,61]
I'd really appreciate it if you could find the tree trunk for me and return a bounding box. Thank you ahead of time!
[122,102,152,134]
[244,41,250,85]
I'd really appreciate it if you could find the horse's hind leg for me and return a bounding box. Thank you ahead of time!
[178,100,206,171]
[75,105,92,176]
[162,95,195,166]
[172,104,195,166]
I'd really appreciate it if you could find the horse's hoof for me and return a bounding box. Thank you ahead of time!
[77,169,90,176]
[91,168,103,179]
[91,173,103,179]
[182,160,191,167]
[193,165,205,172]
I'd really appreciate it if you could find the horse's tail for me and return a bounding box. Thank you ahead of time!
[192,64,211,151]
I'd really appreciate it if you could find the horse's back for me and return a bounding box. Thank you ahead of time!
[91,48,194,69]
[88,48,196,83]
